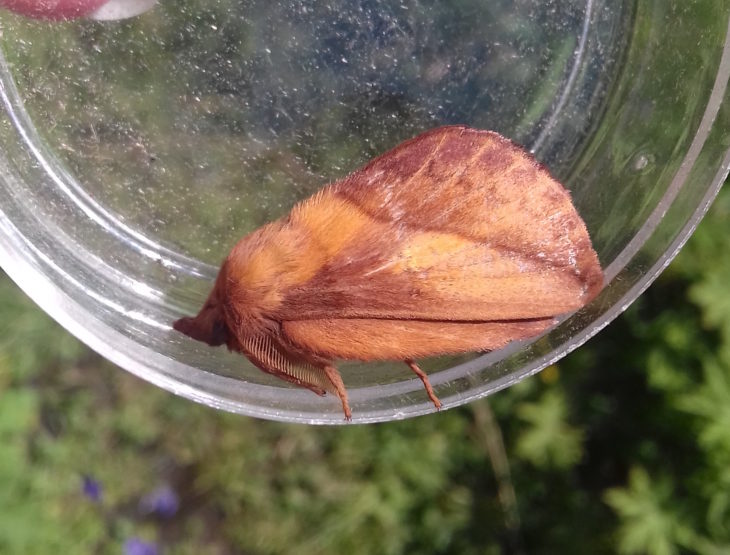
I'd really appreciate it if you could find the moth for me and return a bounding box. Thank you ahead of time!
[174,126,603,419]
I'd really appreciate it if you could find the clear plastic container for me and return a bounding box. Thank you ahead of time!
[1,1,728,423]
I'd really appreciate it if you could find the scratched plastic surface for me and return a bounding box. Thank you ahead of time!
[1,1,729,423]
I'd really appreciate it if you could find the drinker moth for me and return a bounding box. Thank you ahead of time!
[174,126,603,420]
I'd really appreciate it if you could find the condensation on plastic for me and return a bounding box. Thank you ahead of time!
[0,1,729,424]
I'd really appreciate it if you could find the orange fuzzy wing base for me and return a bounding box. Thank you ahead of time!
[282,318,555,362]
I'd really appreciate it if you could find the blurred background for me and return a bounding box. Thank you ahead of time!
[0,187,727,554]
[2,1,730,553]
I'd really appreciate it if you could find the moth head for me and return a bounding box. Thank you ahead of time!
[173,263,231,347]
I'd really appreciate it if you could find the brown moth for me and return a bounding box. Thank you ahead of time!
[174,126,604,419]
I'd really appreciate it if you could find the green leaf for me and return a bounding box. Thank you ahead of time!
[604,468,679,555]
[677,361,730,456]
[514,389,584,468]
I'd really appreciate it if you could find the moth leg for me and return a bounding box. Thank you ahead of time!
[405,359,442,410]
[323,364,352,421]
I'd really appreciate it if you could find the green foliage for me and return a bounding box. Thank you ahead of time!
[605,468,679,555]
[515,388,584,469]
[597,185,730,555]
[0,281,104,555]
[686,191,730,363]
[679,361,730,459]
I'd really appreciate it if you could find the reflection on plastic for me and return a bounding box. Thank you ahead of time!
[0,0,156,20]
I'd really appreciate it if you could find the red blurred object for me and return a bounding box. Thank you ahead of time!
[0,0,108,19]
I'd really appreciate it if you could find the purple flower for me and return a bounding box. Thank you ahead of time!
[139,485,179,518]
[81,475,102,502]
[123,538,158,555]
